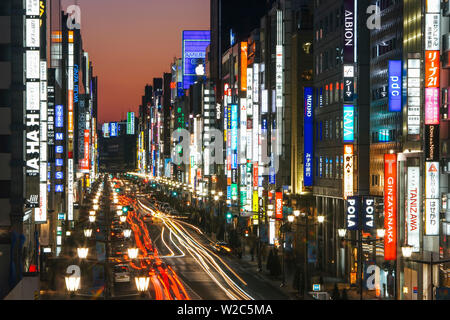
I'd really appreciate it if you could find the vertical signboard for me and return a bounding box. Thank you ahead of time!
[304,87,313,187]
[240,42,248,91]
[346,196,359,231]
[384,154,397,261]
[388,60,402,112]
[127,112,135,135]
[407,167,420,252]
[276,9,283,157]
[425,162,440,235]
[182,30,211,90]
[362,198,375,230]
[343,0,355,63]
[25,1,40,208]
[275,192,283,219]
[110,122,118,137]
[343,145,353,199]
[425,124,439,161]
[343,105,354,142]
[343,65,354,102]
[407,59,421,135]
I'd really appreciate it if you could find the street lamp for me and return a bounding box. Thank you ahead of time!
[65,275,80,295]
[401,245,413,259]
[287,215,295,223]
[293,210,300,217]
[77,247,89,259]
[338,228,347,238]
[93,204,99,211]
[89,215,96,223]
[120,215,127,223]
[317,215,325,223]
[376,228,386,238]
[128,248,139,259]
[123,229,132,238]
[84,228,92,238]
[89,210,96,216]
[116,210,123,216]
[135,276,150,295]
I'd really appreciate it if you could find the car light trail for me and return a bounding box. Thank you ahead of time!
[137,199,254,300]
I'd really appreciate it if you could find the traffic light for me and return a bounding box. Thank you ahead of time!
[122,206,129,213]
[244,229,249,237]
[226,212,232,220]
[172,191,178,197]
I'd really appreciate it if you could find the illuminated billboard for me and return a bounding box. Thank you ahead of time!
[182,30,210,90]
[343,145,353,199]
[110,122,118,137]
[407,59,421,134]
[425,162,440,235]
[384,154,397,261]
[407,167,420,252]
[343,105,354,142]
[388,60,402,112]
[127,112,135,135]
[304,87,313,187]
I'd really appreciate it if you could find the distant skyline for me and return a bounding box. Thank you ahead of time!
[61,0,210,124]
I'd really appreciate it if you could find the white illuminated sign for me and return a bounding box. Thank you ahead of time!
[68,159,74,221]
[26,50,40,79]
[407,167,420,252]
[344,145,353,199]
[425,162,439,235]
[407,59,421,135]
[26,19,40,47]
[425,14,440,50]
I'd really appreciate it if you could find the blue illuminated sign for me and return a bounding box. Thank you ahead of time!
[74,64,79,103]
[304,87,314,187]
[182,30,211,90]
[56,133,63,141]
[110,122,118,137]
[55,172,63,180]
[388,60,402,112]
[55,185,64,193]
[343,105,355,142]
[56,159,63,167]
[55,105,63,128]
[56,146,63,154]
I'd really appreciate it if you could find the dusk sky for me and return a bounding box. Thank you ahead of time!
[61,0,210,125]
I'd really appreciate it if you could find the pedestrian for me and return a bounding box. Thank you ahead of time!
[250,245,255,261]
[331,283,341,300]
[266,248,274,275]
[341,288,348,300]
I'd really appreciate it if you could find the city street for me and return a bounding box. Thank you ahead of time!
[3,0,450,303]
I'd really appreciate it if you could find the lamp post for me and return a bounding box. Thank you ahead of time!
[338,229,385,300]
[123,229,132,239]
[135,276,150,297]
[84,228,92,238]
[77,247,89,259]
[128,248,139,260]
[65,275,80,297]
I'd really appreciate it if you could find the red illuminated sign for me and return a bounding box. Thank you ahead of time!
[253,163,258,187]
[276,192,283,219]
[384,154,397,261]
[425,50,440,88]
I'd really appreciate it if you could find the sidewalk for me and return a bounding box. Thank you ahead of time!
[237,252,307,300]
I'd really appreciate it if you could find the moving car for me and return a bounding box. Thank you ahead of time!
[211,241,232,254]
[113,264,130,283]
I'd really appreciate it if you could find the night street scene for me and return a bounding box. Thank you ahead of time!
[1,0,450,313]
